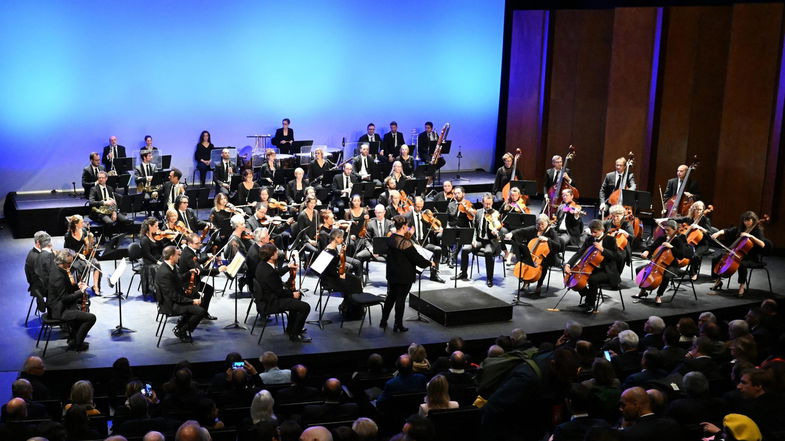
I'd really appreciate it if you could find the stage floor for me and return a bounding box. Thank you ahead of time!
[1,225,781,373]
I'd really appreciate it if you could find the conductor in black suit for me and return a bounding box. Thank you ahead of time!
[543,155,574,196]
[271,118,294,152]
[156,245,206,342]
[564,219,623,313]
[213,148,235,196]
[254,243,312,342]
[662,164,699,209]
[81,152,104,198]
[599,157,636,213]
[102,136,126,171]
[381,215,434,332]
[47,250,96,351]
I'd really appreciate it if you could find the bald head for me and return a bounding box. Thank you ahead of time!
[647,388,667,414]
[106,437,129,441]
[22,356,44,375]
[620,387,651,420]
[175,420,205,441]
[5,397,27,419]
[12,378,33,400]
[301,425,333,441]
[143,431,165,441]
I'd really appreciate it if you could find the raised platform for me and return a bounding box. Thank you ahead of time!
[409,287,513,326]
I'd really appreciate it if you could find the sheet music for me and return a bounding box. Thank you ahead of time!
[109,258,128,287]
[225,252,246,278]
[413,243,433,261]
[310,250,335,275]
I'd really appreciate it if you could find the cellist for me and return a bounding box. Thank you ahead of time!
[564,219,623,313]
[710,211,768,297]
[632,220,691,305]
[673,201,716,280]
[505,214,561,296]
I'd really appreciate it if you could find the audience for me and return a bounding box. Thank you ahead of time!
[612,330,642,381]
[259,351,292,385]
[18,356,50,401]
[418,374,458,416]
[277,364,321,403]
[640,316,665,350]
[302,378,359,424]
[250,390,277,425]
[376,355,427,410]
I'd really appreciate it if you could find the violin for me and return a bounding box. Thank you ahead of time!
[398,191,413,215]
[458,199,476,221]
[713,215,769,278]
[484,209,503,233]
[422,209,442,229]
[338,243,347,277]
[357,209,370,238]
[184,256,198,297]
[514,225,553,283]
[564,233,607,291]
[152,230,178,241]
[562,201,587,216]
[269,199,288,210]
[82,231,95,257]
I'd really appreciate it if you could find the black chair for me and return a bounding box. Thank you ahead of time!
[340,293,384,335]
[154,287,193,347]
[88,414,109,437]
[275,400,323,420]
[596,283,625,311]
[25,296,40,327]
[306,420,356,431]
[209,428,238,441]
[218,406,250,428]
[470,248,507,278]
[38,399,63,422]
[126,242,143,296]
[377,391,426,435]
[36,312,66,357]
[250,280,288,344]
[428,407,482,441]
[668,265,698,303]
[743,258,773,294]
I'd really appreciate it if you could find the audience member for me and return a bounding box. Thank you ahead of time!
[618,387,682,441]
[677,317,698,350]
[19,356,50,401]
[431,336,468,372]
[113,393,173,437]
[660,326,688,371]
[418,374,458,416]
[576,340,596,381]
[278,364,321,403]
[556,321,583,348]
[259,351,292,384]
[250,390,277,425]
[300,425,333,441]
[64,380,100,415]
[303,378,359,424]
[602,321,630,353]
[1,379,48,421]
[63,404,101,441]
[665,372,726,441]
[581,358,621,423]
[640,316,665,350]
[352,417,378,441]
[161,368,205,421]
[735,368,785,440]
[701,414,762,441]
[673,337,722,381]
[408,343,431,374]
[698,311,717,328]
[376,355,427,410]
[622,349,668,389]
[552,384,609,441]
[612,330,642,381]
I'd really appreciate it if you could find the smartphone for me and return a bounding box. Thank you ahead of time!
[141,384,152,397]
[232,361,245,370]
[603,351,612,361]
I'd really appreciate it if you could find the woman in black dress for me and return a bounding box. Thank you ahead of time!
[710,210,768,297]
[210,193,235,247]
[673,201,716,280]
[307,147,334,189]
[271,118,294,151]
[194,130,214,187]
[388,161,409,190]
[286,167,308,206]
[396,144,416,176]
[139,217,162,301]
[237,169,260,215]
[258,148,279,187]
[64,215,103,295]
[295,196,319,255]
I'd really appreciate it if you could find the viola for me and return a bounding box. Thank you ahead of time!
[269,199,288,210]
[152,230,178,241]
[713,215,769,277]
[422,209,442,229]
[564,234,606,291]
[338,243,347,277]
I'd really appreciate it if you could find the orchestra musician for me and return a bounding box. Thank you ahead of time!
[604,204,634,273]
[332,163,358,210]
[135,149,160,217]
[237,169,260,215]
[160,168,185,211]
[254,243,312,343]
[318,210,363,279]
[259,148,279,187]
[322,229,365,319]
[396,145,416,177]
[140,217,163,301]
[382,121,405,163]
[345,194,369,240]
[388,161,409,190]
[353,143,381,187]
[179,233,228,321]
[102,136,126,172]
[210,193,235,246]
[194,130,214,187]
[34,233,55,309]
[244,227,270,295]
[632,219,691,305]
[223,214,250,261]
[286,167,309,206]
[213,148,235,196]
[663,164,699,202]
[564,219,623,313]
[64,215,103,296]
[492,152,514,196]
[294,196,320,255]
[433,180,454,203]
[81,152,104,198]
[710,211,768,297]
[554,188,585,248]
[405,196,446,283]
[599,157,636,213]
[175,195,209,235]
[142,135,158,151]
[156,245,206,342]
[25,231,51,313]
[88,171,131,234]
[381,215,435,332]
[417,122,438,163]
[271,118,294,151]
[385,190,406,220]
[307,147,334,189]
[358,123,382,146]
[246,204,293,251]
[455,193,501,287]
[543,155,573,196]
[447,186,472,268]
[367,204,395,241]
[673,201,716,280]
[377,177,398,208]
[47,249,97,351]
[505,213,562,295]
[160,209,187,247]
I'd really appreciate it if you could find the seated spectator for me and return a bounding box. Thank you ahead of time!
[113,393,173,437]
[64,380,100,415]
[18,356,50,401]
[640,316,665,350]
[701,414,762,441]
[646,388,668,416]
[352,417,378,441]
[144,430,166,441]
[576,341,595,382]
[108,357,133,405]
[735,368,785,440]
[0,379,48,421]
[699,321,727,360]
[487,345,505,358]
[250,420,278,441]
[376,355,427,410]
[175,420,210,441]
[745,307,773,359]
[250,390,277,425]
[408,343,432,374]
[581,358,621,424]
[698,311,717,328]
[728,319,750,340]
[350,353,391,403]
[209,352,247,392]
[677,317,698,350]
[195,397,224,431]
[214,366,258,409]
[759,298,783,337]
[612,330,642,382]
[0,398,37,441]
[160,368,205,421]
[114,380,161,421]
[277,364,321,403]
[729,335,758,366]
[622,349,668,390]
[63,404,101,440]
[393,414,435,441]
[303,378,359,424]
[665,372,726,441]
[278,419,303,441]
[618,387,682,441]
[556,321,583,349]
[602,321,629,353]
[301,425,332,441]
[440,350,476,386]
[660,326,687,372]
[333,426,356,441]
[673,337,722,382]
[553,384,609,441]
[432,337,468,372]
[418,374,458,416]
[511,328,534,351]
[258,351,291,385]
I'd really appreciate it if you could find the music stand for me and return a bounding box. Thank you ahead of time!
[306,249,336,329]
[290,140,314,153]
[505,213,536,230]
[621,189,651,214]
[372,237,388,256]
[442,227,474,288]
[230,175,242,193]
[512,242,536,306]
[223,251,248,330]
[107,174,132,191]
[111,258,134,336]
[114,157,134,175]
[160,155,172,170]
[210,147,237,165]
[406,244,433,324]
[276,168,294,187]
[151,170,167,187]
[246,187,261,205]
[510,180,538,197]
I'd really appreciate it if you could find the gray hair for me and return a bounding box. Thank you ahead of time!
[728,319,750,338]
[352,417,378,441]
[565,321,583,339]
[537,214,551,225]
[646,316,666,333]
[34,231,52,248]
[618,330,639,351]
[612,321,630,332]
[54,248,76,266]
[682,371,709,397]
[699,312,717,323]
[250,389,276,425]
[230,214,245,229]
[510,328,527,344]
[253,227,269,243]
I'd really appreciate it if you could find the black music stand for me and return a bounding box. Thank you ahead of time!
[512,242,536,306]
[511,180,538,198]
[355,181,375,200]
[505,213,537,230]
[230,175,242,193]
[107,174,132,192]
[283,140,313,155]
[160,155,172,170]
[372,236,388,256]
[621,189,651,214]
[442,227,474,288]
[114,157,134,175]
[246,187,261,205]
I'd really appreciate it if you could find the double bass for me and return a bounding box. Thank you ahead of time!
[713,215,769,278]
[546,145,580,216]
[501,148,522,201]
[606,152,642,239]
[663,158,699,217]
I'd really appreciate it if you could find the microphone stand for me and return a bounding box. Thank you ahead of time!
[71,182,78,198]
[453,145,469,182]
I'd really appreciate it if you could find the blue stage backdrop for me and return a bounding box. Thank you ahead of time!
[0,0,503,214]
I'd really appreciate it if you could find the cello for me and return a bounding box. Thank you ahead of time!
[514,214,555,284]
[546,145,580,216]
[680,205,714,246]
[635,228,679,291]
[564,232,606,291]
[606,152,642,239]
[501,148,522,201]
[712,215,769,278]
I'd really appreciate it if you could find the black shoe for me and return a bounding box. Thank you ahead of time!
[451,272,468,281]
[447,260,455,269]
[631,291,648,299]
[68,342,89,351]
[205,314,218,320]
[393,324,409,333]
[379,321,388,330]
[486,280,493,288]
[430,274,445,283]
[290,334,312,343]
[173,326,185,339]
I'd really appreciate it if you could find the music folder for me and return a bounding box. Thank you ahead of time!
[310,250,335,276]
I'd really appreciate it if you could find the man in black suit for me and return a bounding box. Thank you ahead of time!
[564,219,623,313]
[81,152,104,198]
[25,231,50,313]
[358,122,382,146]
[366,205,394,260]
[672,337,722,382]
[599,156,636,213]
[46,250,97,351]
[455,193,501,287]
[660,326,687,372]
[254,243,312,342]
[276,364,320,404]
[417,121,438,162]
[662,164,699,206]
[382,121,405,167]
[161,168,185,211]
[554,188,585,247]
[174,195,208,234]
[405,196,445,283]
[178,234,226,321]
[543,154,574,196]
[156,245,206,342]
[88,171,131,230]
[621,349,669,389]
[619,387,683,441]
[102,135,126,171]
[135,149,160,217]
[553,384,609,441]
[665,371,726,441]
[352,143,381,186]
[332,163,358,209]
[302,378,359,424]
[612,330,643,382]
[213,148,235,196]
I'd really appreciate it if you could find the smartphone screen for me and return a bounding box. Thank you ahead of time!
[232,361,245,369]
[603,351,612,361]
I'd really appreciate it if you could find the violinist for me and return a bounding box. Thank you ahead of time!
[175,195,209,236]
[322,229,365,320]
[599,157,636,213]
[564,220,623,313]
[456,193,500,287]
[213,148,235,196]
[505,214,561,295]
[433,180,454,203]
[64,215,103,296]
[492,152,514,196]
[663,165,699,202]
[302,186,323,209]
[294,196,319,254]
[237,169,260,216]
[285,167,309,206]
[603,204,634,273]
[47,249,96,351]
[245,227,271,293]
[332,163,357,210]
[710,211,768,297]
[543,155,573,196]
[140,217,163,301]
[555,188,585,247]
[388,161,409,189]
[632,219,691,305]
[178,234,228,321]
[210,193,234,246]
[499,185,530,240]
[405,196,446,283]
[224,214,250,261]
[254,243,311,342]
[447,186,473,268]
[156,245,205,342]
[377,176,398,208]
[367,204,395,241]
[246,204,293,251]
[352,143,381,187]
[306,147,334,189]
[258,148,279,187]
[673,201,716,280]
[395,144,416,176]
[344,195,374,264]
[161,209,187,247]
[385,190,405,220]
